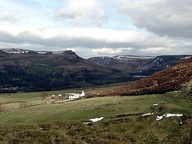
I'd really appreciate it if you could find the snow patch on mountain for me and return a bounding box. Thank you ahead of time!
[0,48,72,55]
[114,55,154,61]
[2,48,29,54]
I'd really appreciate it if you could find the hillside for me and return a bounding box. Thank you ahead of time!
[88,55,154,72]
[137,55,192,75]
[0,89,191,143]
[0,49,133,92]
[0,48,191,93]
[0,61,191,143]
[88,55,192,75]
[98,57,192,96]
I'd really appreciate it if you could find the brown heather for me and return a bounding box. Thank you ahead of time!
[93,57,192,97]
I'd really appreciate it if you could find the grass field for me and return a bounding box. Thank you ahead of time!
[0,83,127,111]
[0,87,191,143]
[0,82,127,102]
[0,95,160,126]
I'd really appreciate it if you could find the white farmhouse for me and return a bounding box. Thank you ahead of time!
[65,91,85,99]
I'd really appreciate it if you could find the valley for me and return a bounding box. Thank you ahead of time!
[0,49,192,143]
[0,48,191,93]
[1,1,192,143]
[0,49,133,92]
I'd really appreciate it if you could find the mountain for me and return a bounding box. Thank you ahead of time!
[0,49,133,93]
[1,48,191,93]
[88,55,192,75]
[137,55,192,75]
[88,55,154,72]
[98,57,192,96]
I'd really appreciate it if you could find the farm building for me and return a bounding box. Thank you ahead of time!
[65,91,85,99]
[51,91,85,100]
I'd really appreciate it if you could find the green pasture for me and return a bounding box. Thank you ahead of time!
[0,90,191,127]
[0,84,126,111]
[0,88,191,143]
[0,95,161,126]
[0,82,127,103]
[0,92,42,103]
[0,89,75,103]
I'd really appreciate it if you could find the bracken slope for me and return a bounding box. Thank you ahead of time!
[97,57,192,96]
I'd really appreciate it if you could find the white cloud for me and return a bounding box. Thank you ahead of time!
[0,12,20,22]
[54,0,107,27]
[92,47,132,55]
[66,48,76,52]
[0,0,191,58]
[114,0,192,38]
[140,47,168,53]
[0,23,147,47]
[0,23,191,58]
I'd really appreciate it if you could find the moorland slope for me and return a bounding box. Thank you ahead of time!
[98,57,192,96]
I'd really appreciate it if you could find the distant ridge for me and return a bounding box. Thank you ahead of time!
[0,48,77,55]
[0,48,191,93]
[0,48,132,92]
[98,57,192,96]
[88,55,192,74]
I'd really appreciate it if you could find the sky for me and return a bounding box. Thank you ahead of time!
[0,0,192,58]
